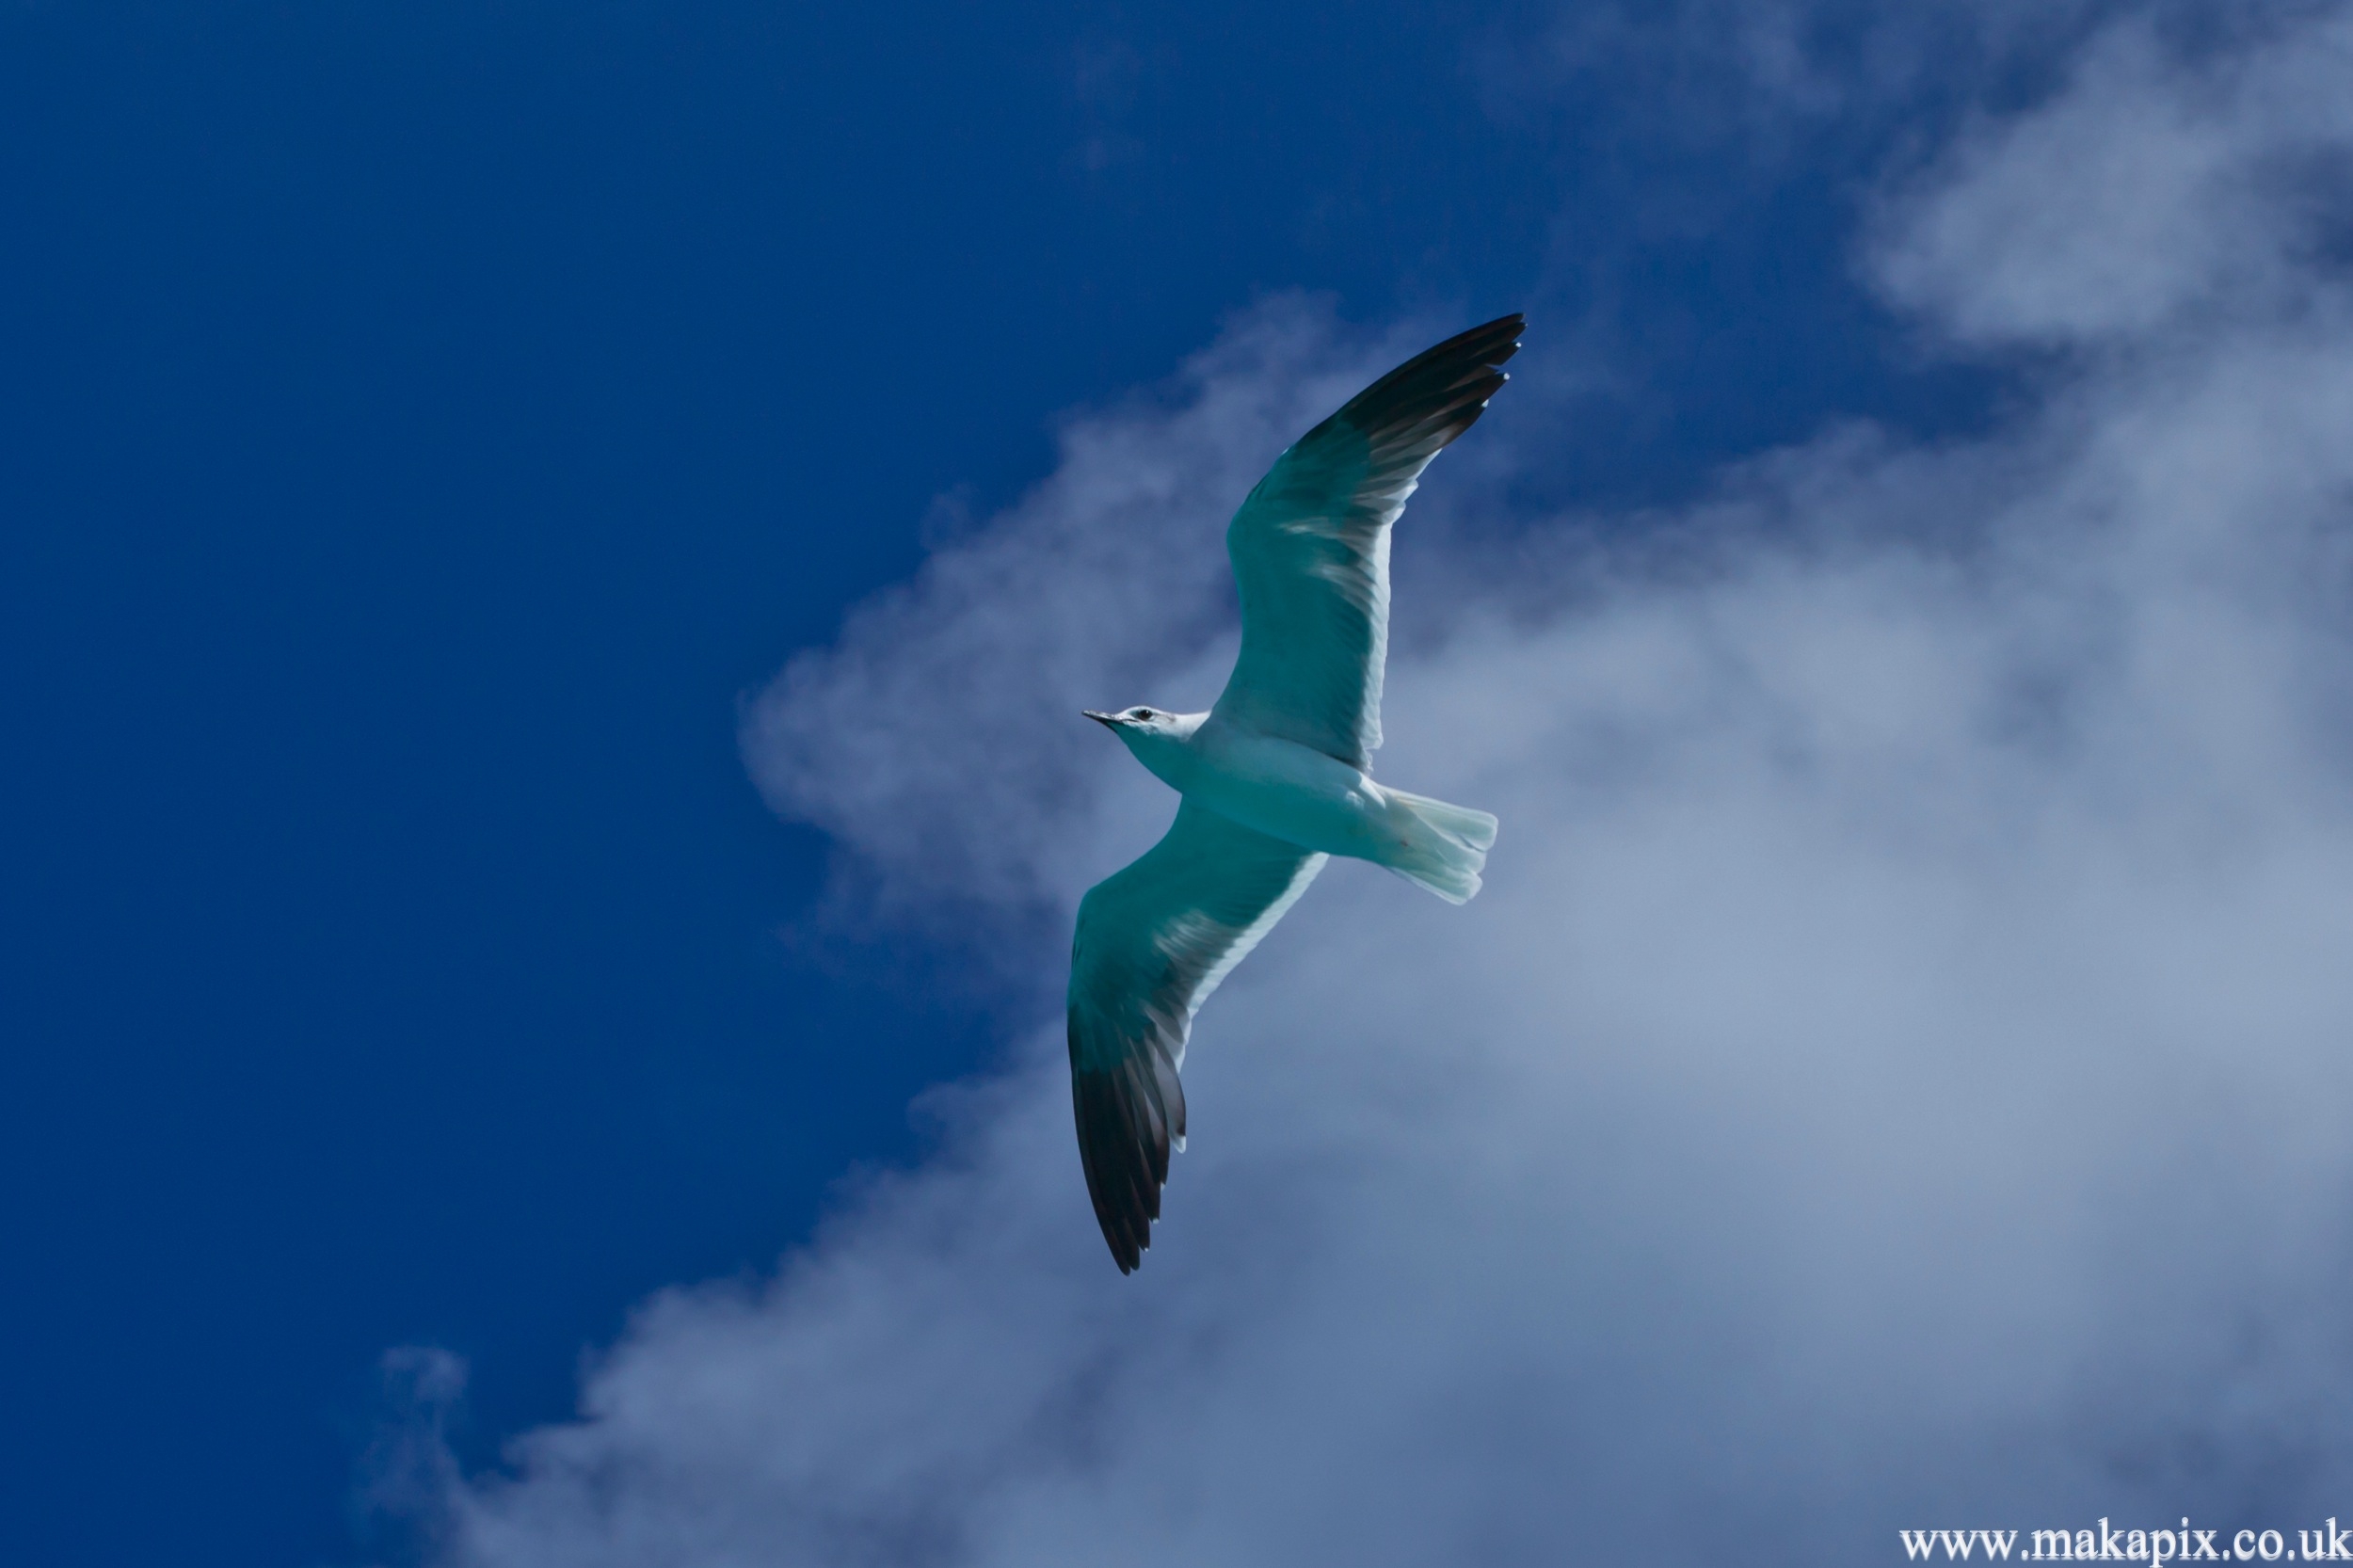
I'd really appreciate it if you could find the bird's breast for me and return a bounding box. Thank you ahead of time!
[1179,725,1387,857]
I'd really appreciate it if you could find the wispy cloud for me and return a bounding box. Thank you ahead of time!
[389,6,2353,1562]
[1871,8,2353,347]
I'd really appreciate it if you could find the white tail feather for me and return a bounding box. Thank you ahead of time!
[1374,787,1498,904]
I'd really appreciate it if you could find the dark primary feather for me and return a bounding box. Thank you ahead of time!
[1067,802,1326,1272]
[1338,312,1524,459]
[1212,313,1523,770]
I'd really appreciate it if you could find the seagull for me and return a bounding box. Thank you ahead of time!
[1069,313,1521,1272]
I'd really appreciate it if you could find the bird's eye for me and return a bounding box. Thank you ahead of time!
[1135,709,1153,720]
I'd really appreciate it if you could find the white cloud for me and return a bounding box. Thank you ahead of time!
[1870,8,2353,348]
[391,7,2353,1562]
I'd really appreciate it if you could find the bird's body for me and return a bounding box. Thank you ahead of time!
[1089,708,1497,902]
[1147,718,1389,863]
[1067,313,1523,1272]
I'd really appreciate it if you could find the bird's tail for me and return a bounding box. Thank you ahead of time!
[1374,787,1498,904]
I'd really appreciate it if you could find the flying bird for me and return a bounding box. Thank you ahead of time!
[1070,313,1522,1272]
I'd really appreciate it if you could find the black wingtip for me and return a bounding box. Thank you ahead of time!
[1070,1041,1189,1275]
[1333,312,1526,463]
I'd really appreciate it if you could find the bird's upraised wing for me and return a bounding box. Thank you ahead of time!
[1068,800,1327,1272]
[1212,313,1522,770]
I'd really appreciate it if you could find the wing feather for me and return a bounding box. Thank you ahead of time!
[1212,313,1523,768]
[1067,801,1326,1272]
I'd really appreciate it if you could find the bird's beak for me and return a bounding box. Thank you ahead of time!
[1082,710,1119,728]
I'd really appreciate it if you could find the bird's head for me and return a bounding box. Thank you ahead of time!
[1082,707,1201,769]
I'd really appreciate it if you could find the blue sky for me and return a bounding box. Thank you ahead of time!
[9,4,2353,1566]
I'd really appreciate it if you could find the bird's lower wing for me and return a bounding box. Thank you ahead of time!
[1068,800,1327,1272]
[1213,313,1522,769]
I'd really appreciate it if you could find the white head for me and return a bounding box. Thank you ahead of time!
[1082,706,1205,780]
